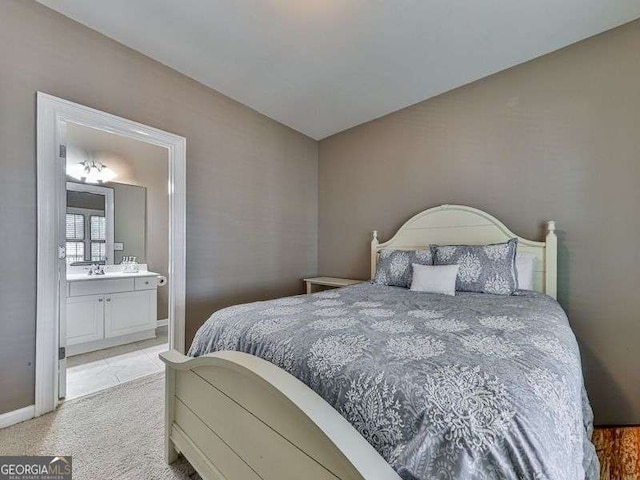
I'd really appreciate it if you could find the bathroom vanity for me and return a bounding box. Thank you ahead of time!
[66,269,159,356]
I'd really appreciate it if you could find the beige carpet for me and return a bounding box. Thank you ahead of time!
[0,373,200,480]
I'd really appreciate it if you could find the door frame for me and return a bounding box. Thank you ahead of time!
[35,92,186,416]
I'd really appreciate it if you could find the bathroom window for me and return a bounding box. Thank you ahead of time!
[65,211,106,264]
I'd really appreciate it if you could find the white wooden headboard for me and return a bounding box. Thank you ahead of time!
[371,205,557,298]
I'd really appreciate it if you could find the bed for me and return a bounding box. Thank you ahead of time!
[160,204,598,480]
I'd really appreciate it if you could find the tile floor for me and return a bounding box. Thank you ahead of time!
[65,327,168,400]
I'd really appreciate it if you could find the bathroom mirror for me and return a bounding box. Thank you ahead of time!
[66,181,146,266]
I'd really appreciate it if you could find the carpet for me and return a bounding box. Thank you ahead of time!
[0,372,200,480]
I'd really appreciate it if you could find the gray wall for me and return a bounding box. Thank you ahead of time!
[0,0,317,414]
[319,20,640,426]
[111,183,147,265]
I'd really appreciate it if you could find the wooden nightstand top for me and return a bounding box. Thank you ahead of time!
[593,426,640,479]
[303,277,365,288]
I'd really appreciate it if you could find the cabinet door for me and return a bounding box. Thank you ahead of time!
[104,290,157,338]
[66,295,105,346]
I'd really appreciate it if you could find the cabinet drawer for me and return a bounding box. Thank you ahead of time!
[69,278,135,297]
[134,276,157,291]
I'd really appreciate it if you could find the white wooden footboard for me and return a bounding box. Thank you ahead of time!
[160,350,402,480]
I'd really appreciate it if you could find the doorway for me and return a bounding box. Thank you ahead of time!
[63,123,170,399]
[35,93,186,416]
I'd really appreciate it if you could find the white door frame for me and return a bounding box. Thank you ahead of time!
[36,92,186,416]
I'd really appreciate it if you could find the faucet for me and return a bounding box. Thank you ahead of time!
[88,263,105,275]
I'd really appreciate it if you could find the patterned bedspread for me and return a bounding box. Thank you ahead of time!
[189,283,599,480]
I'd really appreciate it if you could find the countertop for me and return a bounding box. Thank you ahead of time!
[66,271,160,283]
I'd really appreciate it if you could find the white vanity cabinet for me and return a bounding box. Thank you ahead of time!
[67,295,105,345]
[66,272,158,356]
[104,290,156,338]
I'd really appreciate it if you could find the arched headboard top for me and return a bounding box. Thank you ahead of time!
[371,205,557,298]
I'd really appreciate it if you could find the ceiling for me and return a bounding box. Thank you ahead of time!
[66,123,167,185]
[38,1,640,140]
[67,123,166,164]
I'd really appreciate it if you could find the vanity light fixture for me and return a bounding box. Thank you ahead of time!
[67,160,117,184]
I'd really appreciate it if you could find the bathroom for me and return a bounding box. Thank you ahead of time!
[63,123,169,399]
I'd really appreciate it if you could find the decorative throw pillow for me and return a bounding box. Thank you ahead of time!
[431,238,518,295]
[410,264,459,296]
[374,249,433,288]
[515,252,537,291]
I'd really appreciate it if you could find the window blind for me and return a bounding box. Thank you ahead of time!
[66,241,85,264]
[90,216,106,241]
[91,242,106,262]
[66,213,84,240]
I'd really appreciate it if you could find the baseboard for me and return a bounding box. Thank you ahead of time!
[157,318,168,327]
[67,329,156,356]
[0,405,35,429]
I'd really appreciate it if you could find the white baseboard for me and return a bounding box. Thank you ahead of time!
[0,405,35,429]
[157,318,168,327]
[67,329,156,357]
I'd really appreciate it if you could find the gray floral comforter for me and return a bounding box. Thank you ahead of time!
[189,283,599,480]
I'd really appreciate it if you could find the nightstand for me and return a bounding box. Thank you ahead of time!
[303,277,365,294]
[593,426,640,479]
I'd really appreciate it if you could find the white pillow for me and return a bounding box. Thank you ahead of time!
[516,252,536,290]
[410,264,459,296]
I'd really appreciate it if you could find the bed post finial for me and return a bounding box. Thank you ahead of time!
[545,221,557,299]
[371,230,379,280]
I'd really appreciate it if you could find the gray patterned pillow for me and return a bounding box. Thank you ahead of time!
[431,238,518,294]
[374,249,433,288]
